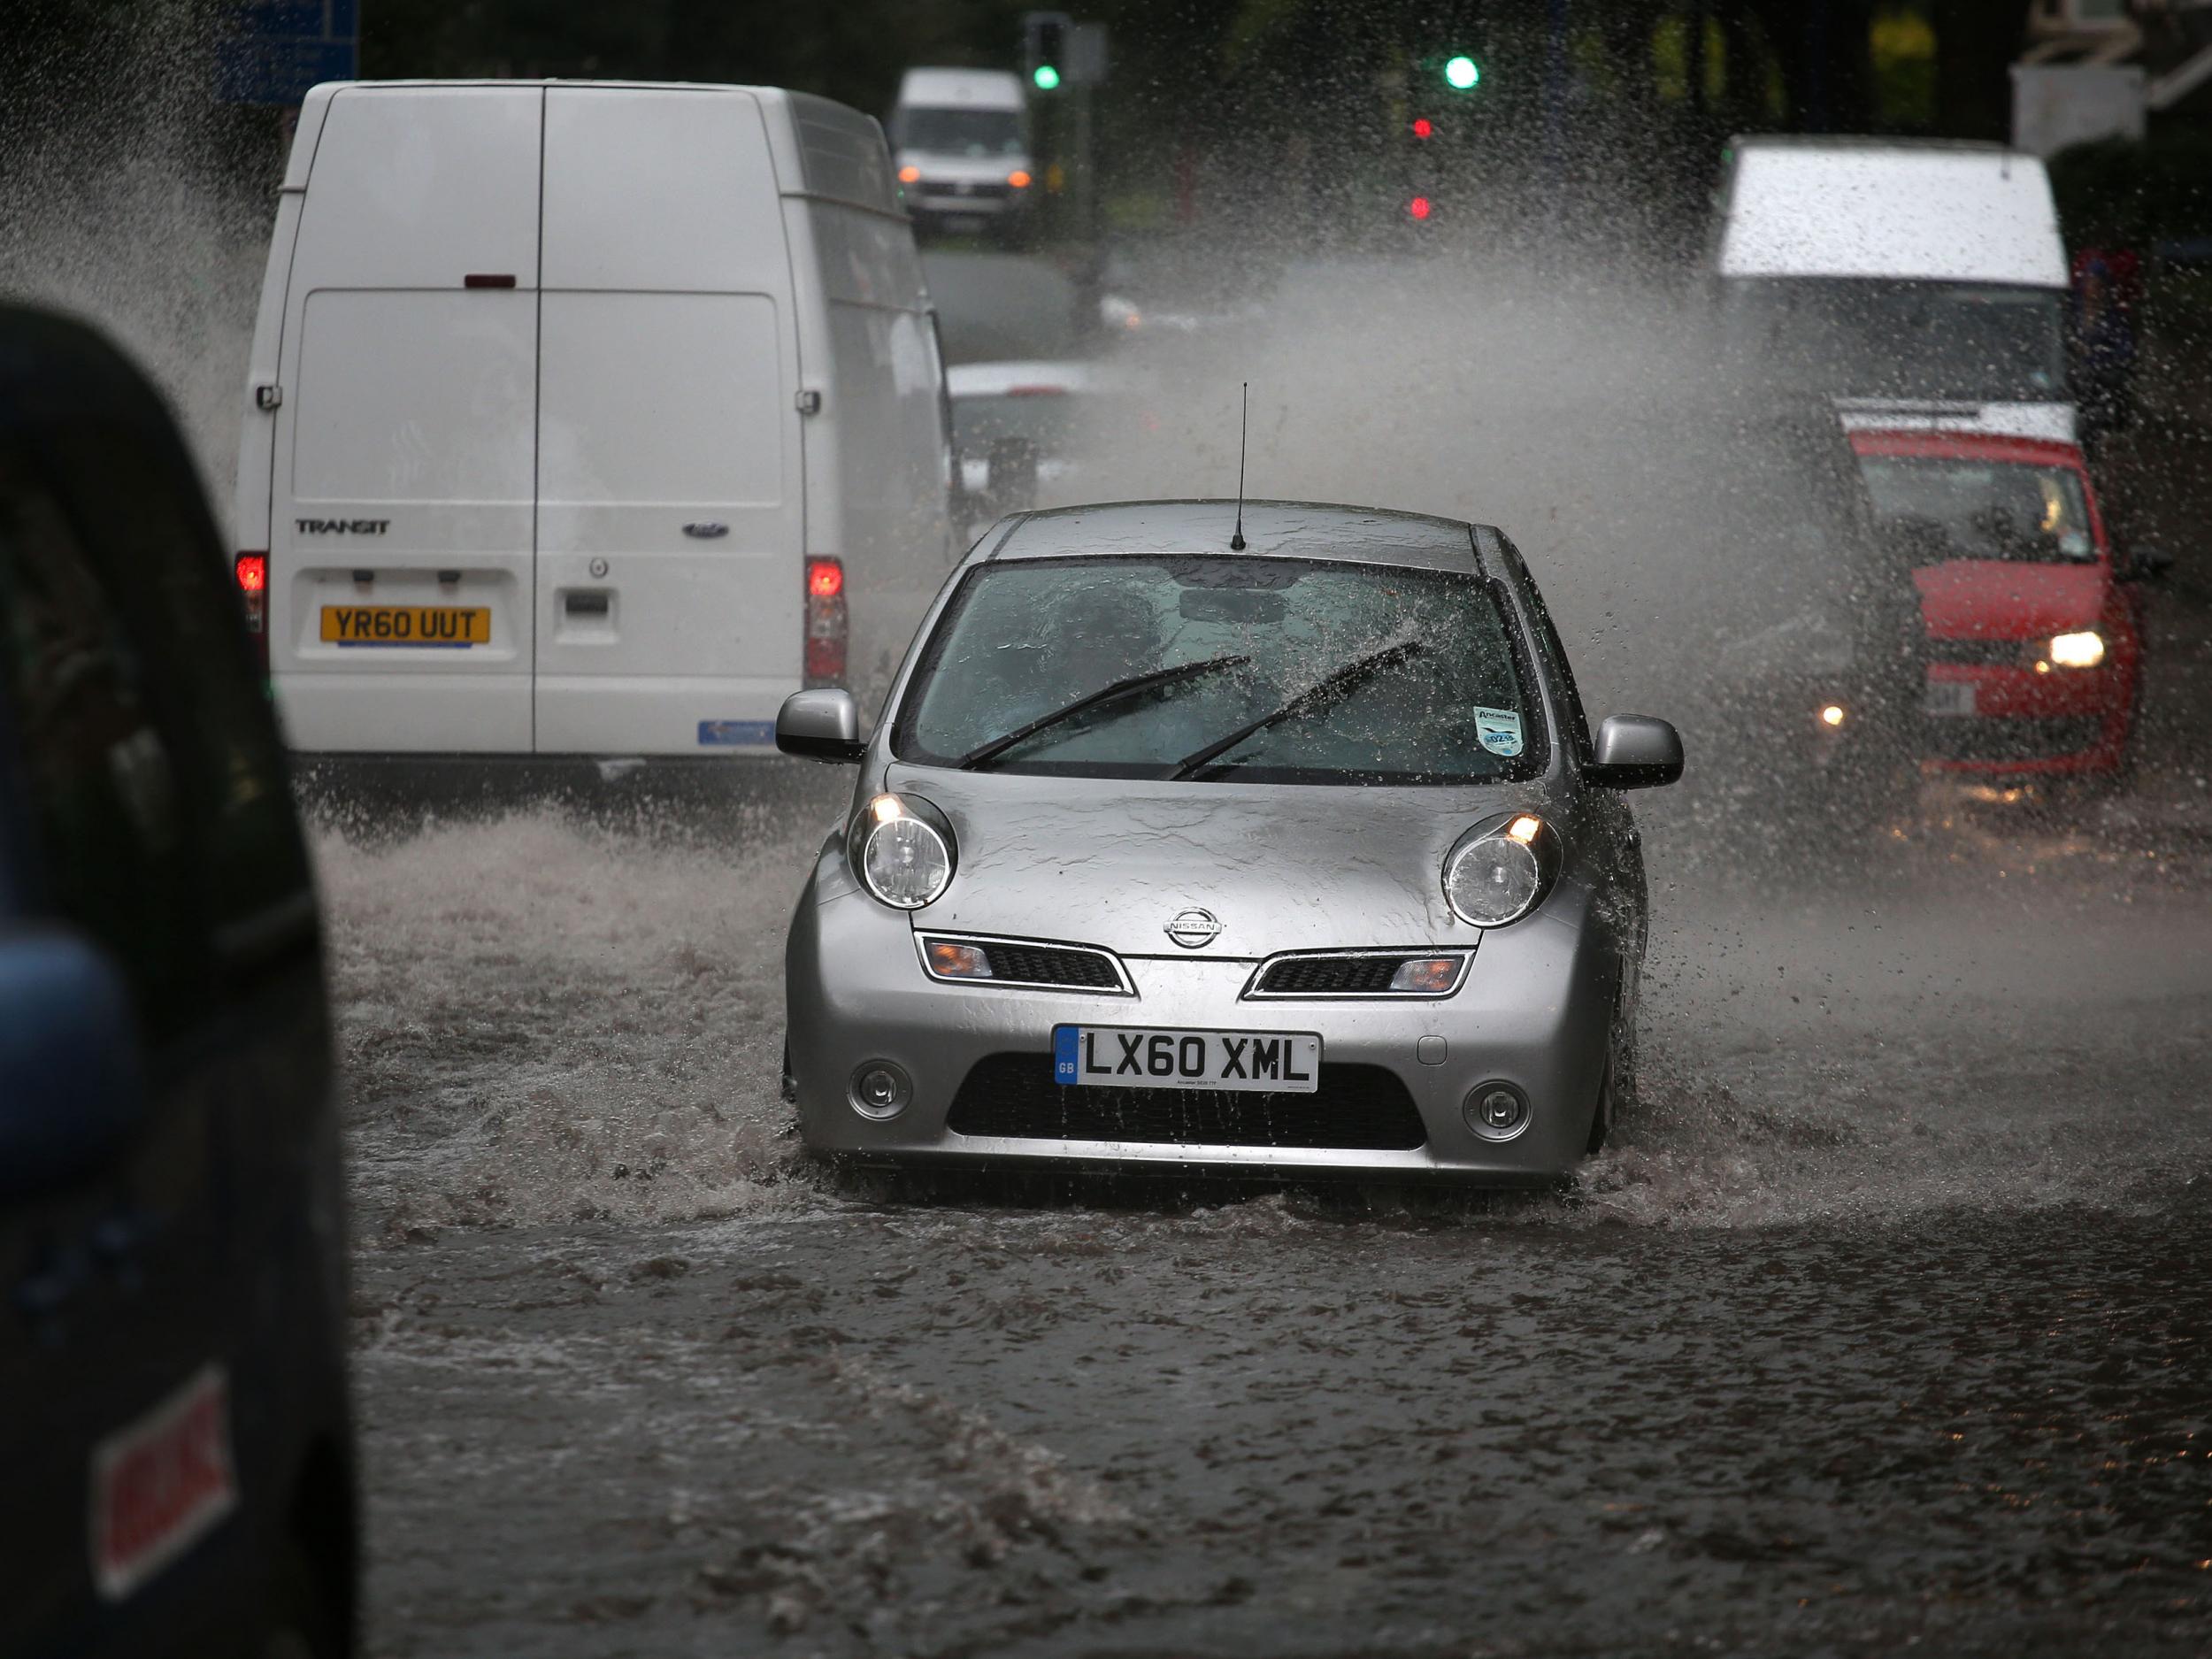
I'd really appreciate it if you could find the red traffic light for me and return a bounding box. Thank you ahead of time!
[1411,117,1433,139]
[1408,196,1433,221]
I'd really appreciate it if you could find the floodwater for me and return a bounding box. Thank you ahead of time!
[328,744,2212,1655]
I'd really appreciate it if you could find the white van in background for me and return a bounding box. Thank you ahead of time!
[887,68,1033,237]
[1709,137,2075,441]
[234,81,952,763]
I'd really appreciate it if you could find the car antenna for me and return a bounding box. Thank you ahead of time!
[1230,381,1248,550]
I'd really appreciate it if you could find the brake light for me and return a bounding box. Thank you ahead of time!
[234,552,270,677]
[804,557,847,687]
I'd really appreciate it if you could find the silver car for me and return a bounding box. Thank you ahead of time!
[777,500,1683,1183]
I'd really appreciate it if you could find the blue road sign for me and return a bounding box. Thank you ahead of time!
[218,1,358,104]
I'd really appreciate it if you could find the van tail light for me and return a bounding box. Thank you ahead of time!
[804,557,847,687]
[234,552,270,676]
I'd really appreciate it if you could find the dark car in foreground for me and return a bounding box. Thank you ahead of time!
[778,499,1682,1184]
[0,306,355,1657]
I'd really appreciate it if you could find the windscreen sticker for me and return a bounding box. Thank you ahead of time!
[1474,707,1525,758]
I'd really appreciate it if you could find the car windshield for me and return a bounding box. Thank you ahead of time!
[895,107,1025,157]
[894,555,1544,785]
[1859,454,2097,564]
[1718,279,2067,402]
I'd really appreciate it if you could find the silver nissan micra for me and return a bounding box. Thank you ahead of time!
[778,499,1683,1183]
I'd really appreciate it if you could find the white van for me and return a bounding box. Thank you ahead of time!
[1709,137,2073,437]
[887,68,1033,236]
[234,81,952,761]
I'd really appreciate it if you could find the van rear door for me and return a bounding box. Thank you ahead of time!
[534,87,806,756]
[271,85,541,754]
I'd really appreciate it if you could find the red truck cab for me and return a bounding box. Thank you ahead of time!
[1850,429,2143,781]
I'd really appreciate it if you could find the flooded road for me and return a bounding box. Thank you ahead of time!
[327,608,2212,1653]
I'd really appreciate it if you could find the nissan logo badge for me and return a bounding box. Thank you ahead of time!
[1164,908,1223,949]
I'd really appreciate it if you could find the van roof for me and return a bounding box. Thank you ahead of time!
[1717,135,2066,288]
[896,67,1026,110]
[288,81,899,217]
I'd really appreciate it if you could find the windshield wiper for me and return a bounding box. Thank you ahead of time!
[956,653,1252,771]
[1166,639,1431,781]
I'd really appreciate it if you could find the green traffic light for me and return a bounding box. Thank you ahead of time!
[1443,55,1479,90]
[1033,64,1061,90]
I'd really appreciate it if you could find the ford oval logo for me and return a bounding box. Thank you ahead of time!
[1164,908,1223,949]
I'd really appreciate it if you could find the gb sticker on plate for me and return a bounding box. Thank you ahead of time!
[1475,706,1525,758]
[90,1363,239,1601]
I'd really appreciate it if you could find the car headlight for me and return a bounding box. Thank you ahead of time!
[2044,630,2106,669]
[1442,812,1557,929]
[849,793,956,910]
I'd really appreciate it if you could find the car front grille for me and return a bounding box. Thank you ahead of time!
[1926,637,2024,665]
[945,1054,1429,1151]
[980,941,1122,989]
[918,933,1128,993]
[1924,715,2103,763]
[1248,951,1468,997]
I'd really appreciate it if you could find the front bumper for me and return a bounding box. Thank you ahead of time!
[910,186,1024,221]
[786,879,1619,1182]
[1922,660,2133,776]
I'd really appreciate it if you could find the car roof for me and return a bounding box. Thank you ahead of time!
[0,304,182,444]
[983,499,1494,573]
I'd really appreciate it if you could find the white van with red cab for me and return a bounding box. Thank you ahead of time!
[234,80,952,764]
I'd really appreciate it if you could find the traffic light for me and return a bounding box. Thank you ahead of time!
[1442,53,1479,91]
[1025,12,1069,91]
[1411,116,1434,139]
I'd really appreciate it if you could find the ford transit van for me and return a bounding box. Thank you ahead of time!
[234,81,952,763]
[1709,137,2074,440]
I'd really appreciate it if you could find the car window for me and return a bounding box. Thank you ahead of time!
[46,420,312,944]
[1502,544,1593,765]
[0,453,206,1041]
[896,107,1025,157]
[895,555,1546,786]
[1718,279,2068,402]
[1859,455,2097,565]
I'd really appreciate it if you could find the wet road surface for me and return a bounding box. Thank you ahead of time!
[328,585,2212,1654]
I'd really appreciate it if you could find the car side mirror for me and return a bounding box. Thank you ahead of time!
[2121,544,2174,582]
[0,929,148,1202]
[776,688,867,763]
[1586,714,1684,789]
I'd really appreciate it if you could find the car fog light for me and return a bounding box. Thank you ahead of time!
[1463,1080,1530,1142]
[1389,956,1462,994]
[851,1061,912,1120]
[926,940,993,979]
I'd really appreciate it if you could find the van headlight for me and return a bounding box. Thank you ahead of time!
[1443,812,1557,929]
[2043,630,2105,669]
[850,793,956,910]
